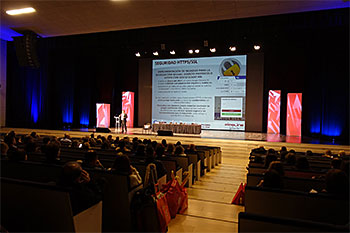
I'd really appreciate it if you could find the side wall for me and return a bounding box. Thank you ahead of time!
[0,39,6,127]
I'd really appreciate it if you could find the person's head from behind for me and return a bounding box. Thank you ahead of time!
[167,143,175,154]
[268,161,284,176]
[325,169,349,195]
[1,142,9,155]
[306,150,313,156]
[331,158,342,169]
[71,140,79,148]
[264,153,277,168]
[8,149,27,161]
[338,151,346,157]
[136,144,146,156]
[175,141,182,146]
[280,146,287,152]
[161,139,167,147]
[155,143,165,158]
[188,144,196,152]
[101,142,110,150]
[174,145,185,155]
[85,150,98,165]
[62,161,87,184]
[267,148,276,155]
[263,170,283,189]
[253,155,264,164]
[296,157,309,170]
[43,137,50,145]
[112,155,131,174]
[325,150,332,156]
[82,142,91,150]
[151,141,158,149]
[285,153,297,166]
[45,142,60,162]
[146,146,155,159]
[30,131,38,138]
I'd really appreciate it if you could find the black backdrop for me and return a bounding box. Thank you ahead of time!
[6,8,349,143]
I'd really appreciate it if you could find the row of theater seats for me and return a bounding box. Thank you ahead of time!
[1,134,222,232]
[239,148,349,232]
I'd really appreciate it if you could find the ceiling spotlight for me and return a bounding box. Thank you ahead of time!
[229,46,236,52]
[194,49,200,53]
[210,48,216,53]
[153,51,159,56]
[135,52,141,57]
[170,50,175,55]
[188,49,193,54]
[254,45,261,50]
[6,7,36,15]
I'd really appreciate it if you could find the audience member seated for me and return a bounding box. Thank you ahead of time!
[175,141,182,147]
[331,158,342,169]
[185,144,197,154]
[174,145,186,156]
[338,150,346,158]
[161,139,167,148]
[83,150,105,170]
[112,154,142,189]
[116,140,130,153]
[60,134,72,144]
[252,155,264,164]
[82,142,91,150]
[268,161,285,177]
[323,150,333,158]
[145,146,167,178]
[166,143,175,155]
[285,153,297,166]
[58,161,103,215]
[1,142,9,159]
[45,142,61,164]
[30,131,38,138]
[296,157,310,170]
[258,170,283,189]
[40,137,51,153]
[6,136,18,154]
[305,150,313,156]
[324,169,349,196]
[155,143,166,158]
[279,146,288,161]
[71,140,80,148]
[264,153,277,168]
[8,149,27,162]
[251,145,267,154]
[135,144,146,157]
[24,136,38,153]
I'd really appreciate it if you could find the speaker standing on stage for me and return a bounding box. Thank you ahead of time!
[120,110,128,133]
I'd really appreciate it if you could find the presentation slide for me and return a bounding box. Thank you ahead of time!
[152,55,247,130]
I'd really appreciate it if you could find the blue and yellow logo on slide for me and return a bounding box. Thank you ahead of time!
[220,58,242,76]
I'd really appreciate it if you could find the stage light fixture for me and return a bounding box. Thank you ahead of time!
[170,50,175,55]
[6,7,36,15]
[254,45,261,50]
[135,52,141,57]
[153,51,159,56]
[195,49,200,53]
[210,48,216,53]
[188,49,193,54]
[229,46,236,52]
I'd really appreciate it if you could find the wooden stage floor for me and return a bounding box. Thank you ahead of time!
[1,127,349,232]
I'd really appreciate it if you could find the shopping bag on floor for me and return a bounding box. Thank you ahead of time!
[231,183,246,206]
[178,172,190,214]
[145,163,171,233]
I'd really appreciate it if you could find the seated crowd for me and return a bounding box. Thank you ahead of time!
[251,146,349,195]
[0,130,206,216]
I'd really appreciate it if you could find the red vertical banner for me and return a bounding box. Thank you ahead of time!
[267,90,281,134]
[286,93,302,136]
[122,91,134,128]
[96,103,110,128]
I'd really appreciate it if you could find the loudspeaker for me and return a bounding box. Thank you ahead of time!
[157,130,173,136]
[13,31,40,68]
[96,128,111,133]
